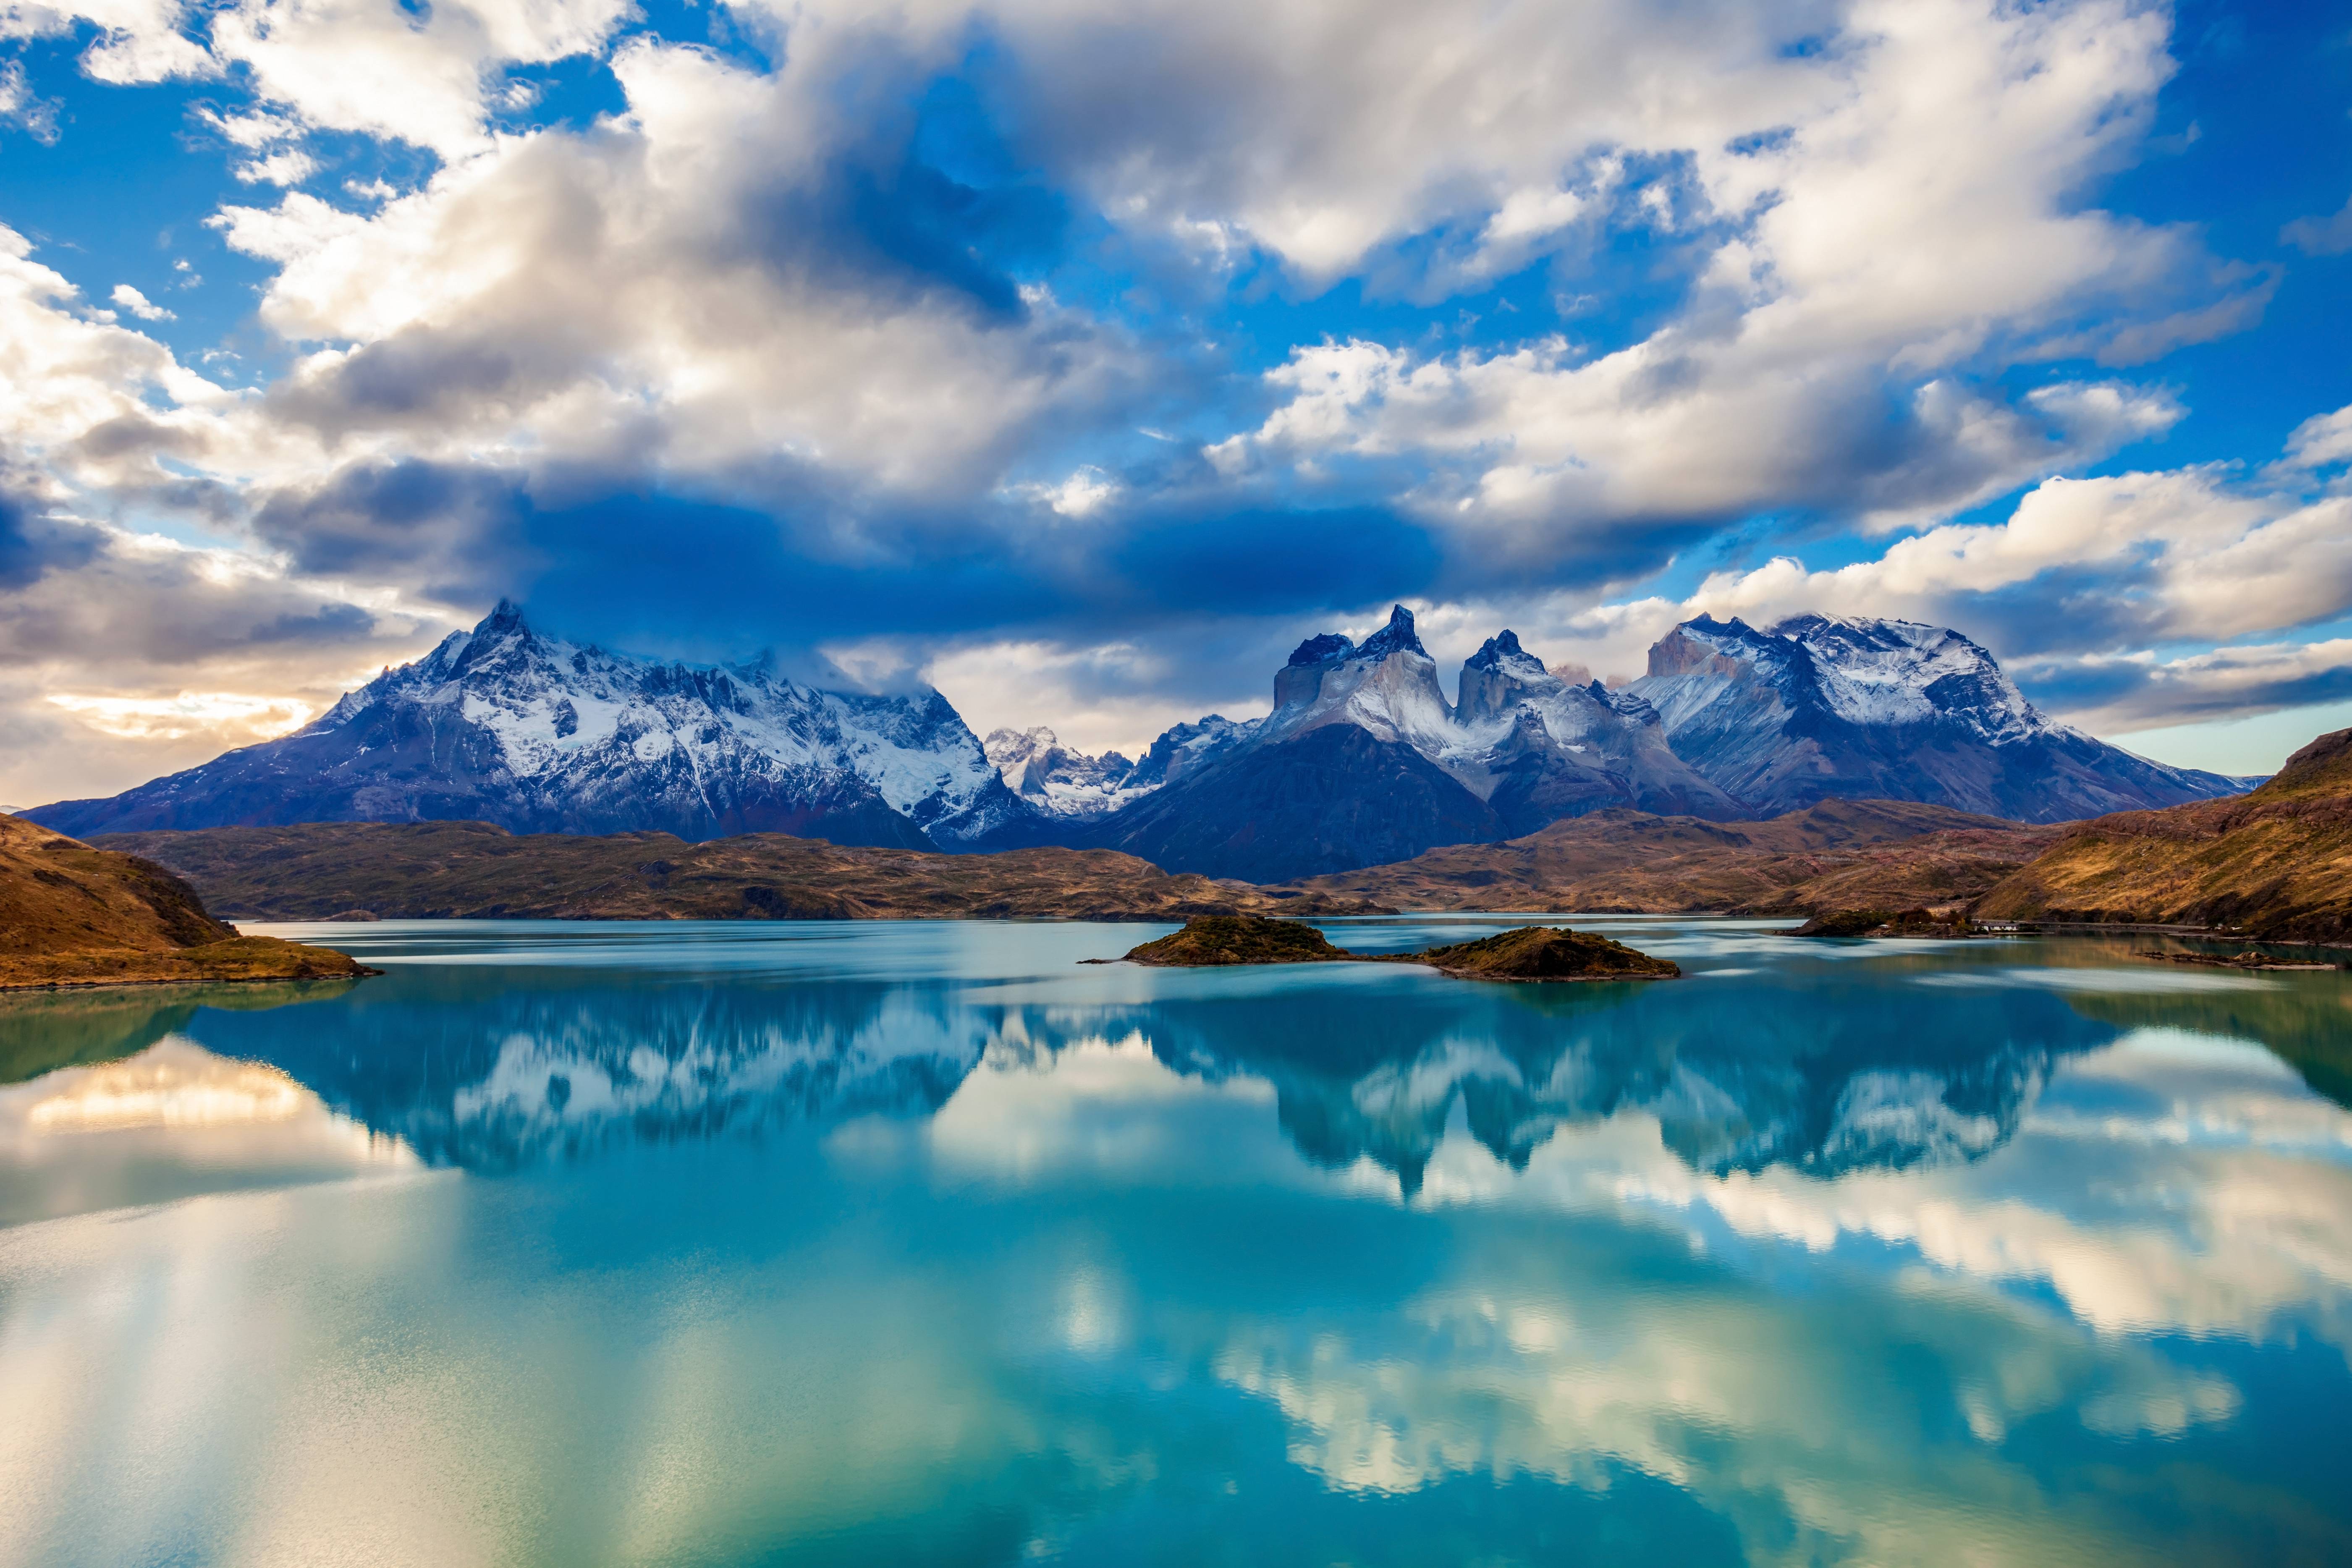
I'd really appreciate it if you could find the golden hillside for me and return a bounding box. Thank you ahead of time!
[1974,728,2352,942]
[0,813,372,990]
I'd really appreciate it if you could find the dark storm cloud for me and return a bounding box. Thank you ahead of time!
[0,490,101,590]
[250,459,538,606]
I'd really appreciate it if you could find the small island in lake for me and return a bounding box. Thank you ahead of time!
[1395,924,1681,982]
[1121,914,1357,966]
[1106,914,1679,982]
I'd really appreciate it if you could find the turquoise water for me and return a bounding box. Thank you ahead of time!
[2,916,2349,1566]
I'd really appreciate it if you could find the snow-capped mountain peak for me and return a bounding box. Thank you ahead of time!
[1265,604,1456,751]
[1769,613,2048,741]
[32,603,1040,848]
[982,726,1150,819]
[1624,613,2242,822]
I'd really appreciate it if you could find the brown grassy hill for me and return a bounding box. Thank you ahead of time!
[1974,728,2352,942]
[0,814,372,990]
[1279,799,2058,914]
[97,821,1368,922]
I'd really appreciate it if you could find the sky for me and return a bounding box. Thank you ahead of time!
[1,0,2350,806]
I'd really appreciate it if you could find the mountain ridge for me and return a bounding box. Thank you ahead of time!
[29,601,2255,881]
[1623,613,2242,822]
[31,601,1045,851]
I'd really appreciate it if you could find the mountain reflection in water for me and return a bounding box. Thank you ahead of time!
[3,920,2350,1568]
[161,939,2125,1189]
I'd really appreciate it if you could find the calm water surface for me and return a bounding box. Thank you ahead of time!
[2,916,2349,1566]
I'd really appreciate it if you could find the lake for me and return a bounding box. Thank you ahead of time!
[2,916,2349,1566]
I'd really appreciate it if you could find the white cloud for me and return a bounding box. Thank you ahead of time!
[0,57,59,141]
[1216,334,2182,547]
[2036,638,2352,734]
[2284,402,2352,471]
[232,147,319,186]
[0,0,213,83]
[1685,468,2352,647]
[207,0,634,156]
[2283,196,2352,257]
[10,0,629,152]
[107,283,173,321]
[1011,466,1120,519]
[206,39,1142,497]
[0,226,241,491]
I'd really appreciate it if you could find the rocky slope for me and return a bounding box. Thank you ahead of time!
[1624,614,2246,822]
[96,821,1375,922]
[1973,727,2352,941]
[29,602,1043,851]
[1281,798,2060,914]
[0,814,369,989]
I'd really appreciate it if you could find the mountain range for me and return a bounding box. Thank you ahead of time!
[29,602,1033,850]
[28,600,2250,880]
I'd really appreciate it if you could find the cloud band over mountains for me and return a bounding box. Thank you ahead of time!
[0,0,2349,800]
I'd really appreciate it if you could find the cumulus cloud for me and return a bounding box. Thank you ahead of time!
[1683,468,2352,650]
[0,0,212,83]
[2023,639,2352,736]
[232,147,319,186]
[1455,411,2352,739]
[107,284,173,321]
[0,225,246,495]
[2283,402,2352,471]
[208,40,1144,492]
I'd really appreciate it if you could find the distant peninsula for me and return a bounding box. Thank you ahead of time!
[94,821,1386,923]
[97,800,2053,925]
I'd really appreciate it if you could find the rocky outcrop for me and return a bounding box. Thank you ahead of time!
[1118,914,1354,966]
[1395,925,1681,982]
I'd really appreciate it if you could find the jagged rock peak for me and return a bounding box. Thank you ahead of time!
[1288,632,1356,667]
[1464,629,1546,675]
[1357,604,1427,662]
